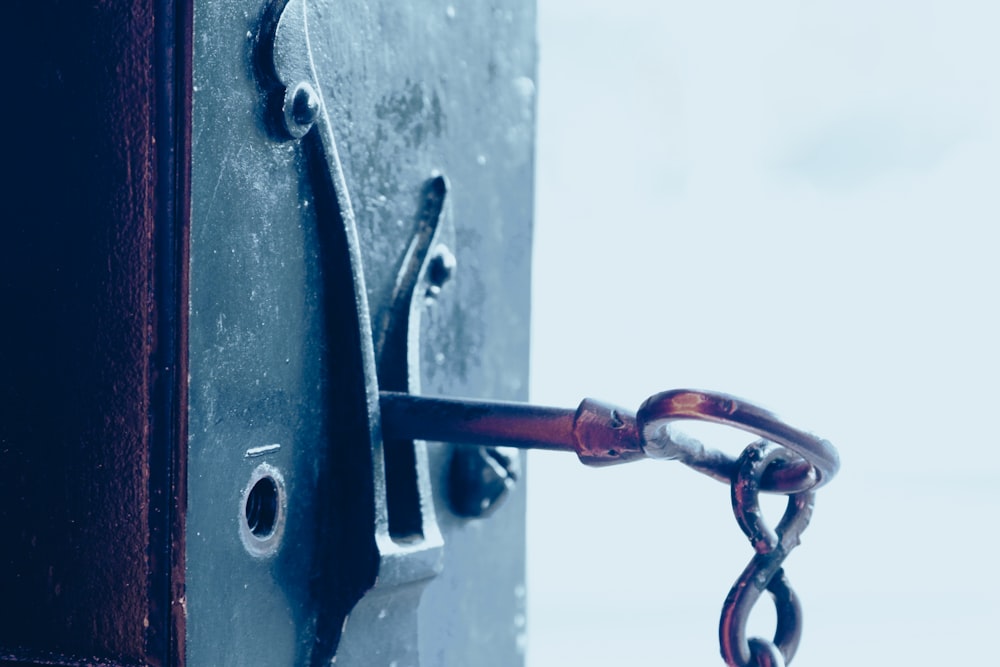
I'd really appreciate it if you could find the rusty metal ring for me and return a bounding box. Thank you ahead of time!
[635,389,839,492]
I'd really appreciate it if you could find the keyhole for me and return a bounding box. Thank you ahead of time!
[239,464,286,557]
[245,476,279,538]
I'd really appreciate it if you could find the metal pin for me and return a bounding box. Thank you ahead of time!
[379,388,839,492]
[379,391,645,466]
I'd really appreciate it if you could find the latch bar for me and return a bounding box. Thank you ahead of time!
[380,389,839,491]
[380,391,644,465]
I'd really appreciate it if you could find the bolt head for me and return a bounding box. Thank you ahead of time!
[282,82,320,138]
[291,83,320,126]
[427,244,457,288]
[449,446,520,518]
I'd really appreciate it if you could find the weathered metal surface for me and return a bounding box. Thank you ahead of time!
[187,0,535,664]
[266,6,453,648]
[0,2,188,664]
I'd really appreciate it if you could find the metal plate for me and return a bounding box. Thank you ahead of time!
[187,0,535,664]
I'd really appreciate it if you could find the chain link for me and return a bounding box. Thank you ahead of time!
[720,441,815,666]
[634,391,834,665]
[380,388,837,664]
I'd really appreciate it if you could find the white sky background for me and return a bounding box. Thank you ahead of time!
[527,1,1000,664]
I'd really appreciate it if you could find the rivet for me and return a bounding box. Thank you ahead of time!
[427,244,457,293]
[291,82,320,127]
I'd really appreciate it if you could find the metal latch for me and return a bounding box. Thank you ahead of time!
[264,2,840,664]
[382,389,838,667]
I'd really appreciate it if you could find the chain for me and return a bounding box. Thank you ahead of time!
[719,441,816,666]
[381,389,838,664]
[637,392,833,666]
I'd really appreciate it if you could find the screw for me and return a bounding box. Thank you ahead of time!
[291,82,320,126]
[448,446,520,518]
[426,244,457,298]
[283,81,320,137]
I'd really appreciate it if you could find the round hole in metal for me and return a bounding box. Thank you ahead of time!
[245,475,279,538]
[239,463,286,558]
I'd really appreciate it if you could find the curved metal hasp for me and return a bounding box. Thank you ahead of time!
[264,1,444,661]
[380,389,840,492]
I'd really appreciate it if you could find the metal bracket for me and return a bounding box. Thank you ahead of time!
[262,3,839,666]
[265,0,444,662]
